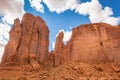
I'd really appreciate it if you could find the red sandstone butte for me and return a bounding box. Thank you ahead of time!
[51,23,120,67]
[1,13,49,67]
[54,23,120,66]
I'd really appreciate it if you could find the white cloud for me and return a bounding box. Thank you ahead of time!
[75,0,120,26]
[29,0,44,13]
[43,0,79,13]
[0,0,25,24]
[102,17,120,25]
[0,0,25,62]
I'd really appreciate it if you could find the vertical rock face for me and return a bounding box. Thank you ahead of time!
[54,23,120,66]
[17,14,35,65]
[35,16,49,65]
[1,13,49,66]
[70,23,111,63]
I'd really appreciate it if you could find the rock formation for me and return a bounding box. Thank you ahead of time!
[54,23,120,66]
[51,23,120,66]
[53,31,64,66]
[1,13,120,68]
[1,13,49,67]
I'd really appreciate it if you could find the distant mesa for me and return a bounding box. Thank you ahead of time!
[1,13,120,68]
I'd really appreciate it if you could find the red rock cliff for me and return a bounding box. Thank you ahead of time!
[54,23,120,66]
[1,13,120,68]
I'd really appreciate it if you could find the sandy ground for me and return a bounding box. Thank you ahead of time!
[0,61,120,80]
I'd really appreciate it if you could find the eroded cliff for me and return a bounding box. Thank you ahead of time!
[1,13,120,68]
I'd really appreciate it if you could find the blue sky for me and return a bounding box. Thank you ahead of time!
[0,0,120,59]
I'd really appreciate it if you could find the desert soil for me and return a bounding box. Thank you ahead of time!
[0,61,120,80]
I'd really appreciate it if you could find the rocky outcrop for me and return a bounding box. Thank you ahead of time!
[1,13,120,68]
[1,13,49,66]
